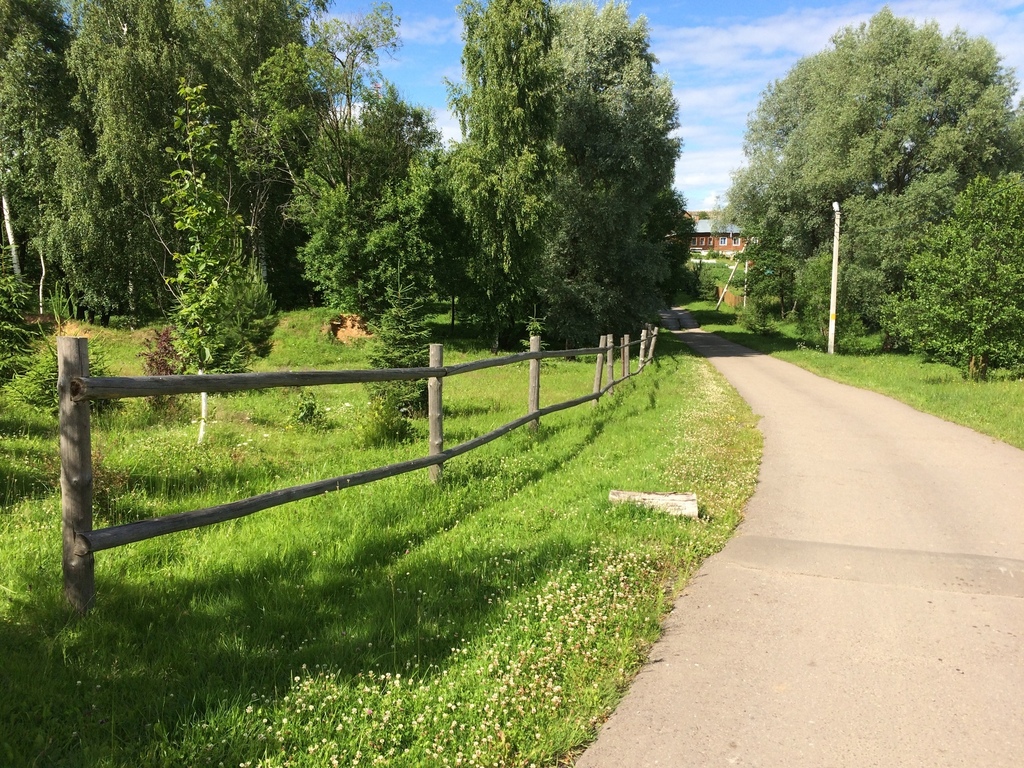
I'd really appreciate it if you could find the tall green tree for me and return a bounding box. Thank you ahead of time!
[730,8,1023,340]
[540,1,680,344]
[163,81,246,371]
[448,0,556,347]
[897,173,1024,379]
[245,4,440,318]
[51,0,195,320]
[201,0,322,303]
[0,0,72,293]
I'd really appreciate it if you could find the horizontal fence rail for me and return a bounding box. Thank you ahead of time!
[70,347,611,402]
[57,327,660,613]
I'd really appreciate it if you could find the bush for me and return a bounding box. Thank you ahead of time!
[739,297,778,335]
[794,252,867,350]
[695,263,719,301]
[139,327,186,413]
[673,260,701,300]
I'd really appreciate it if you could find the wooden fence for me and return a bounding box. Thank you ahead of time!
[58,328,660,614]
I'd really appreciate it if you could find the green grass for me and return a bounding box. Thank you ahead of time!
[691,259,746,296]
[0,313,761,767]
[681,299,1024,451]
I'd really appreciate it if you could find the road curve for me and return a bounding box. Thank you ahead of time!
[576,312,1024,767]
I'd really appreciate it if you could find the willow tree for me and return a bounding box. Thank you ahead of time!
[730,8,1024,341]
[540,1,681,344]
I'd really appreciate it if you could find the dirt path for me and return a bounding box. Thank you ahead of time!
[577,312,1024,767]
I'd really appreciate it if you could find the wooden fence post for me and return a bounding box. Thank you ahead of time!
[58,337,95,614]
[622,334,630,379]
[639,328,649,372]
[428,344,444,483]
[647,327,659,364]
[606,334,616,394]
[528,335,541,431]
[592,336,605,407]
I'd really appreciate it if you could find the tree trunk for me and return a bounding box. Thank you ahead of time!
[198,369,208,444]
[969,353,989,381]
[2,190,20,276]
[38,247,46,315]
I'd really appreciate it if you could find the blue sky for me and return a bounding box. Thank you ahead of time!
[330,1,1024,209]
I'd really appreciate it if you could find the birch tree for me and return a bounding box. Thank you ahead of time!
[448,0,556,347]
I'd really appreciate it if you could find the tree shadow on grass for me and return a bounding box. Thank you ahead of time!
[0,504,590,767]
[0,350,685,767]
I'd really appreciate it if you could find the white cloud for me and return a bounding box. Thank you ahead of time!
[433,108,462,144]
[654,0,1024,203]
[399,15,463,46]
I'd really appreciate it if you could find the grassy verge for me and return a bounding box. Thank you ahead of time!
[1,315,760,767]
[681,299,1024,451]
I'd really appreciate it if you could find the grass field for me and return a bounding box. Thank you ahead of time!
[1,312,761,767]
[683,299,1024,451]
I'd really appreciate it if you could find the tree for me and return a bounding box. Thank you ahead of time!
[51,0,193,321]
[164,80,254,372]
[742,226,799,320]
[539,1,681,345]
[199,0,322,304]
[448,0,556,347]
[243,4,440,319]
[290,82,440,319]
[0,0,73,302]
[897,173,1024,380]
[730,8,1024,339]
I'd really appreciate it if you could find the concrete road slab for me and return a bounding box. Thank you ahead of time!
[576,316,1024,767]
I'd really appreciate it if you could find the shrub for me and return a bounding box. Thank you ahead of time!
[0,273,34,381]
[5,337,118,415]
[365,287,429,412]
[139,327,186,413]
[696,263,719,301]
[739,297,778,335]
[292,389,328,430]
[358,393,412,447]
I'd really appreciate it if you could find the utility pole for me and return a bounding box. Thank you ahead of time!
[828,201,841,355]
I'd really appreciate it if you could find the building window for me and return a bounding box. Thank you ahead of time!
[699,237,705,246]
[733,237,741,246]
[719,236,728,246]
[691,237,697,245]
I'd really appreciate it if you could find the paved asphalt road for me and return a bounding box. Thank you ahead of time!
[576,312,1024,767]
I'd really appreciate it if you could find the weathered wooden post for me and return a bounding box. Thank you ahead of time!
[592,335,605,407]
[528,335,541,431]
[647,327,659,364]
[58,337,95,614]
[622,334,630,379]
[428,343,444,483]
[639,328,649,372]
[606,334,616,394]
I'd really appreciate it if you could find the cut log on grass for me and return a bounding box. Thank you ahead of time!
[608,490,699,518]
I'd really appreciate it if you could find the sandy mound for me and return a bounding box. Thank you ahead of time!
[327,314,370,343]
